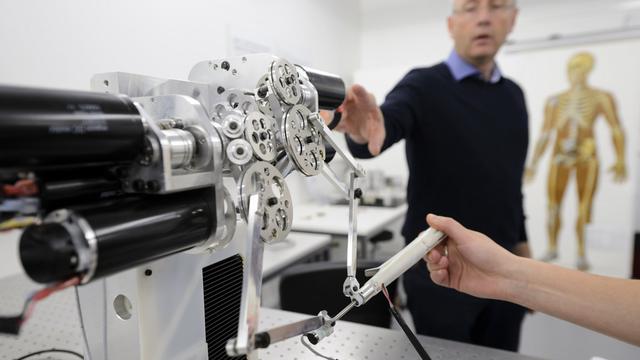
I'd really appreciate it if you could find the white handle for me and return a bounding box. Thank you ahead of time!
[356,227,446,305]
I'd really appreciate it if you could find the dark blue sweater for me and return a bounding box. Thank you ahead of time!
[347,63,529,250]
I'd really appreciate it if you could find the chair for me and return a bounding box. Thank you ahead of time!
[279,261,398,328]
[369,230,394,259]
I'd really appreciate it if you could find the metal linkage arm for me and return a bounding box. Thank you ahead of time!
[249,301,358,350]
[342,172,362,300]
[306,113,367,303]
[226,194,265,357]
[307,113,365,178]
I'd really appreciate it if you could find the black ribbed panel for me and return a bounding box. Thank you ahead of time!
[202,255,245,360]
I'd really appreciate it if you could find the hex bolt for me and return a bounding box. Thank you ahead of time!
[133,179,146,192]
[354,188,363,199]
[257,85,269,98]
[146,180,160,193]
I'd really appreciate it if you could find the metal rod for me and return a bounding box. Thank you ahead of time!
[258,316,324,347]
[330,301,357,323]
[320,164,349,197]
[346,172,359,278]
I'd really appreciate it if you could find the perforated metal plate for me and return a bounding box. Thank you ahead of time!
[282,105,325,176]
[258,309,544,360]
[239,162,293,243]
[269,59,301,105]
[244,112,277,162]
[255,75,275,117]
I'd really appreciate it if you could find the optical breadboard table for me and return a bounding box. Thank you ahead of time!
[0,274,543,360]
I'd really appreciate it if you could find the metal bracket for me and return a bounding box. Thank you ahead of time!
[364,266,380,278]
[226,193,264,357]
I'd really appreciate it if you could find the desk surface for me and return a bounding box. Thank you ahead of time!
[0,274,543,360]
[259,308,543,360]
[263,232,331,279]
[292,204,407,238]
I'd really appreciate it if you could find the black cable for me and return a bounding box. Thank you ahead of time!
[14,348,83,360]
[382,284,432,360]
[1,277,81,336]
[0,316,21,335]
[327,111,342,130]
[388,306,432,360]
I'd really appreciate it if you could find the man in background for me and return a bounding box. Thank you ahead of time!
[326,0,530,351]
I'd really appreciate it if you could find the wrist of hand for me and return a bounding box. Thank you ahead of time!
[496,254,527,303]
[347,133,368,145]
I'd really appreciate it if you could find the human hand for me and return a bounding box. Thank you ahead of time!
[327,84,385,156]
[423,214,519,301]
[608,161,627,182]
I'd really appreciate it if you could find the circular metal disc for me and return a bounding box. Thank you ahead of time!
[226,139,253,166]
[269,59,301,105]
[282,105,325,176]
[244,112,277,162]
[256,75,275,117]
[239,162,293,243]
[221,112,245,139]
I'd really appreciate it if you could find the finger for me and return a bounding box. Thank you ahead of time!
[425,243,446,263]
[426,214,467,241]
[426,255,448,272]
[368,123,385,156]
[430,269,450,287]
[319,110,333,125]
[333,121,347,133]
[368,140,381,156]
[426,243,447,262]
[351,84,368,100]
[367,112,385,155]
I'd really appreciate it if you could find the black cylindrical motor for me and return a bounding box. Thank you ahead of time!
[19,188,215,284]
[300,67,346,110]
[34,170,125,212]
[0,85,145,169]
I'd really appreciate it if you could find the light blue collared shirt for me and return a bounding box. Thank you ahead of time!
[444,50,502,84]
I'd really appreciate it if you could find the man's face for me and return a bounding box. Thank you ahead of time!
[448,0,518,63]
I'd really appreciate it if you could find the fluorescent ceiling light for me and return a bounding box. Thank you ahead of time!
[619,0,640,10]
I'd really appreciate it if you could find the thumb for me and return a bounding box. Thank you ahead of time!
[367,121,385,156]
[426,214,467,244]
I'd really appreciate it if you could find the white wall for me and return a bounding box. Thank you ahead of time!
[0,0,362,278]
[0,0,361,90]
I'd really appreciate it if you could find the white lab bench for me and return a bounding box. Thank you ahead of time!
[291,204,408,258]
[262,232,331,281]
